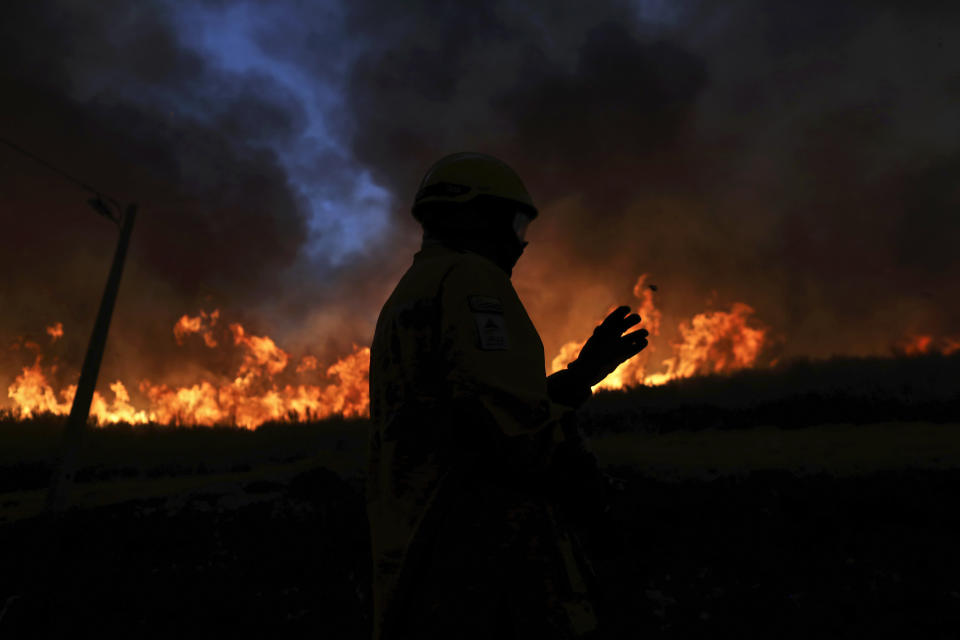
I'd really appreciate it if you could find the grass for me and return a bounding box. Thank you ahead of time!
[4,416,960,522]
[0,413,369,478]
[1,352,957,518]
[590,421,960,479]
[2,355,959,637]
[0,453,337,523]
[580,352,960,433]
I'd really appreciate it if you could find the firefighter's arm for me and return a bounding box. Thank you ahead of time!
[546,369,592,408]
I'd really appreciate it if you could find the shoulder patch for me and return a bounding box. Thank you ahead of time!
[468,296,508,350]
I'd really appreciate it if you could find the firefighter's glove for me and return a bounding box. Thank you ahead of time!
[568,306,648,388]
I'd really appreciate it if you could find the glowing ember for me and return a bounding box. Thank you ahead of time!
[46,322,64,342]
[899,334,933,355]
[946,340,960,356]
[551,275,767,389]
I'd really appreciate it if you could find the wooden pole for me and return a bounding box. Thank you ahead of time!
[46,204,137,512]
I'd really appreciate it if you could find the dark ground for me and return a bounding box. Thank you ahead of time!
[2,356,958,638]
[2,464,959,639]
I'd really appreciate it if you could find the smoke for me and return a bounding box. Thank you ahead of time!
[0,1,352,397]
[2,0,959,408]
[333,0,960,359]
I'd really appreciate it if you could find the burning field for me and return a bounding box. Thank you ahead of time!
[3,270,958,636]
[3,0,960,635]
[5,313,370,429]
[8,269,959,431]
[3,273,779,429]
[550,275,768,389]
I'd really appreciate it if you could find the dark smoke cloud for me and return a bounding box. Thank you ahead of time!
[334,0,960,359]
[3,0,959,405]
[0,1,313,389]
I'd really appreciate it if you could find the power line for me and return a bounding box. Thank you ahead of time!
[0,135,123,221]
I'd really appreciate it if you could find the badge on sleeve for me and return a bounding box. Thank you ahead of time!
[468,296,508,351]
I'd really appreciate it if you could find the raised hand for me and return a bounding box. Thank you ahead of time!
[568,306,649,387]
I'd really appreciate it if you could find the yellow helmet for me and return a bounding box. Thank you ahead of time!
[412,152,538,222]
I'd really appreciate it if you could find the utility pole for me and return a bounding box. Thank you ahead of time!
[0,138,140,632]
[45,202,137,512]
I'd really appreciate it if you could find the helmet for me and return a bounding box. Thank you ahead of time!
[412,152,538,223]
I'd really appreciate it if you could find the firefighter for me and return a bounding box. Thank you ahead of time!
[367,152,648,639]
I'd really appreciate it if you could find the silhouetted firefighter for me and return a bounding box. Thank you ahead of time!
[368,152,649,639]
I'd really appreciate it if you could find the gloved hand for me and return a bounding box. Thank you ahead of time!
[568,306,649,387]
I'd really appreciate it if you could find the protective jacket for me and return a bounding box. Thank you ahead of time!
[368,244,599,639]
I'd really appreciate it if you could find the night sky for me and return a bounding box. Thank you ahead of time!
[2,1,959,398]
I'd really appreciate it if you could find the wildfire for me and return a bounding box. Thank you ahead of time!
[7,311,369,428]
[894,334,960,357]
[551,275,767,389]
[6,356,74,418]
[6,279,771,426]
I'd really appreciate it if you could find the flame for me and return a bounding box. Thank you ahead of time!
[46,322,64,342]
[89,381,151,425]
[7,356,73,418]
[655,302,765,380]
[7,313,370,428]
[894,333,960,356]
[230,323,289,380]
[7,279,772,426]
[296,355,318,373]
[551,275,767,389]
[631,274,662,338]
[173,309,219,347]
[137,344,369,428]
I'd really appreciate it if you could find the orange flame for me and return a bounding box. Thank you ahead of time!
[137,343,369,428]
[7,356,73,418]
[7,280,772,426]
[653,302,765,382]
[229,323,289,380]
[946,339,960,356]
[894,333,960,356]
[7,313,370,428]
[89,381,151,425]
[173,309,219,347]
[552,275,767,389]
[296,355,319,373]
[46,322,64,342]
